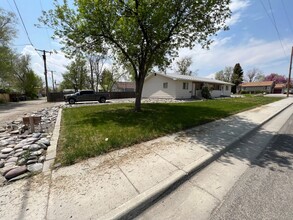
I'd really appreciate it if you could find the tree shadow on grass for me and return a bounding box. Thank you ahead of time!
[77,103,234,134]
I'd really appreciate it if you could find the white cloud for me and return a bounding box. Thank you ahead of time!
[21,45,72,87]
[229,0,250,12]
[226,0,250,26]
[173,37,291,77]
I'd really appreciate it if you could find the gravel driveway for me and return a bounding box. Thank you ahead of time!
[0,98,62,127]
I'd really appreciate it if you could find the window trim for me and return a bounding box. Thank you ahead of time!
[183,82,189,90]
[163,82,168,89]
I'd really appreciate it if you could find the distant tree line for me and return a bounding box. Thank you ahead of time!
[0,8,42,99]
[215,63,289,93]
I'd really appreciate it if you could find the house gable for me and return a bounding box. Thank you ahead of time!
[142,74,176,98]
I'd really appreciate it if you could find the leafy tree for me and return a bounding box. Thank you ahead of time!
[0,8,17,88]
[245,68,264,82]
[0,8,17,46]
[264,73,287,84]
[100,68,113,92]
[255,72,265,82]
[10,55,43,98]
[60,57,90,91]
[231,63,243,93]
[0,46,14,88]
[40,0,231,111]
[215,66,233,82]
[88,53,107,91]
[201,86,211,99]
[100,64,126,91]
[176,56,192,75]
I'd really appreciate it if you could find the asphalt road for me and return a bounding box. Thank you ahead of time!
[0,98,61,127]
[210,112,293,220]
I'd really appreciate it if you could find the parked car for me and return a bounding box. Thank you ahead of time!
[64,90,110,104]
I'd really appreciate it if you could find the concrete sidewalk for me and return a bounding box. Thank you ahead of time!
[1,98,292,220]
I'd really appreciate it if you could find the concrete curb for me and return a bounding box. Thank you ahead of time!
[99,100,293,220]
[43,108,62,173]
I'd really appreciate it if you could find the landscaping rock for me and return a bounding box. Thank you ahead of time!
[6,157,18,163]
[32,133,41,138]
[5,162,16,167]
[0,140,9,147]
[28,155,38,160]
[1,147,14,154]
[29,144,41,151]
[8,173,30,182]
[5,166,27,180]
[27,163,43,173]
[0,160,4,168]
[30,149,44,156]
[38,138,50,146]
[17,158,26,166]
[38,142,48,149]
[22,145,30,150]
[0,153,8,159]
[1,165,16,176]
[14,151,26,157]
[26,159,38,165]
[38,156,46,163]
[0,105,61,182]
[14,143,24,150]
[10,130,20,135]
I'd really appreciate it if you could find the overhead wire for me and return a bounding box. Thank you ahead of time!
[39,0,54,49]
[280,0,293,37]
[259,0,287,56]
[12,0,34,47]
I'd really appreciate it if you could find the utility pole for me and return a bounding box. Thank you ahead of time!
[287,46,293,97]
[36,49,52,101]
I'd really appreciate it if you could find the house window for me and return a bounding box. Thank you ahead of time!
[214,84,220,90]
[183,82,189,90]
[226,86,229,91]
[163,82,168,89]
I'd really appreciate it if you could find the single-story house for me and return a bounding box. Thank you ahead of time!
[142,73,233,99]
[112,82,136,92]
[238,81,275,93]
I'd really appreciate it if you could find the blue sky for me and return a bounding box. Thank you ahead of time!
[1,0,293,87]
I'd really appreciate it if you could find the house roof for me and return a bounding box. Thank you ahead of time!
[240,81,274,87]
[115,82,136,89]
[274,83,286,89]
[147,73,234,85]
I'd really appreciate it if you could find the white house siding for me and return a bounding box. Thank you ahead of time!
[222,85,232,96]
[210,90,221,98]
[142,74,176,99]
[175,81,192,99]
[242,86,272,93]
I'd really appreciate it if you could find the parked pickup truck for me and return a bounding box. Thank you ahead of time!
[64,90,110,104]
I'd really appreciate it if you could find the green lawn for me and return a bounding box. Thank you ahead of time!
[58,96,282,165]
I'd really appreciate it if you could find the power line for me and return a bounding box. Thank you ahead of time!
[12,0,34,47]
[281,0,293,37]
[259,0,287,56]
[39,0,53,49]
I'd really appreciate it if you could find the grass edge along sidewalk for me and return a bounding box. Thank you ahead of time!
[57,96,282,165]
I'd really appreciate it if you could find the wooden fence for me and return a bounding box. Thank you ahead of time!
[47,92,136,102]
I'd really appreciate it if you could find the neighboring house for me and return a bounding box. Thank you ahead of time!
[273,83,286,94]
[112,82,136,92]
[238,81,275,94]
[142,73,233,99]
